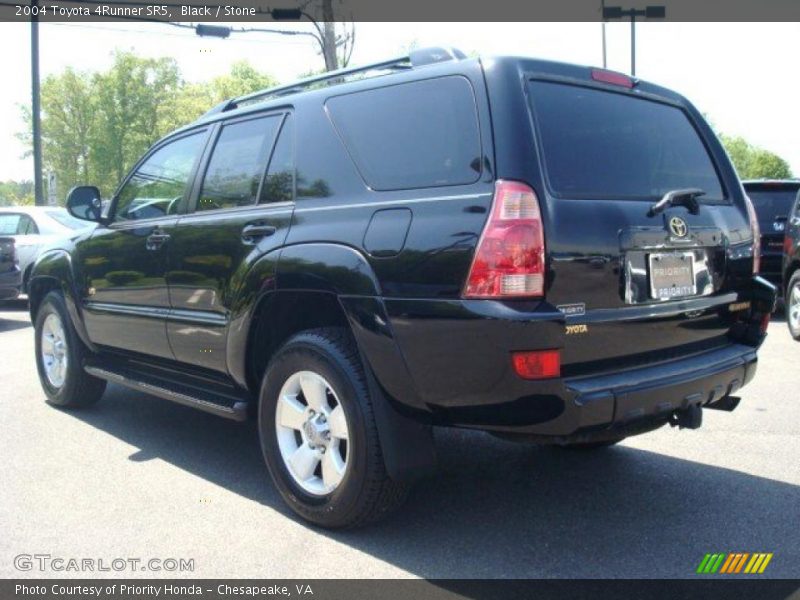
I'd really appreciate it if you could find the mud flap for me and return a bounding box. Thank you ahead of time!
[363,361,437,484]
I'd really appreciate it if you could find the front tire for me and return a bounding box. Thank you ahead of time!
[34,291,106,407]
[258,327,408,528]
[786,271,800,340]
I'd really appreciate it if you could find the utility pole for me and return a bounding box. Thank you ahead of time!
[31,0,44,205]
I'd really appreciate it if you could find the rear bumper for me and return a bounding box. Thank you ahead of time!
[0,268,21,300]
[559,343,756,436]
[759,250,783,290]
[375,278,773,439]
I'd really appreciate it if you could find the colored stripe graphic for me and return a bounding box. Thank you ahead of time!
[719,554,736,574]
[758,554,773,573]
[701,553,773,574]
[709,554,725,573]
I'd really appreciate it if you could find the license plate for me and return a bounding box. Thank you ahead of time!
[649,252,696,300]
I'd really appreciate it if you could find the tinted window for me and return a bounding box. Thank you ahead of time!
[745,188,800,226]
[530,82,724,201]
[260,115,294,204]
[327,76,482,191]
[0,213,37,235]
[198,116,280,212]
[115,132,205,222]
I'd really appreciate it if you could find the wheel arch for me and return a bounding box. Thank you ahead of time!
[229,242,435,483]
[784,259,800,295]
[28,249,95,352]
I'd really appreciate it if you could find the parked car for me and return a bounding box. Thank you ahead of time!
[0,237,21,301]
[742,179,800,292]
[0,206,94,295]
[28,48,776,528]
[780,185,800,339]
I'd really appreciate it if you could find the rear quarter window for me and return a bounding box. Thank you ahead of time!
[326,76,482,191]
[529,81,725,201]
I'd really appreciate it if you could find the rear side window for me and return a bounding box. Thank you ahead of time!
[327,76,482,191]
[198,115,281,212]
[0,213,37,235]
[260,115,294,204]
[530,82,725,201]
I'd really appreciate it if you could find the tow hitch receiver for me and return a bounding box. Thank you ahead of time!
[706,395,741,412]
[670,404,703,429]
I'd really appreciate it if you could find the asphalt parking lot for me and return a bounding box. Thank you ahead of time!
[1,298,798,579]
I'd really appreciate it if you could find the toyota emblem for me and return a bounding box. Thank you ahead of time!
[669,216,688,238]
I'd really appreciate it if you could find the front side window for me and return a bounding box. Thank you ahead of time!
[198,115,281,212]
[326,76,482,191]
[114,132,206,222]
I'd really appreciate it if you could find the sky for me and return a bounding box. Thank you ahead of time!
[1,21,799,182]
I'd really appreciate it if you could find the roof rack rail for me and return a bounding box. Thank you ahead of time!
[202,46,466,117]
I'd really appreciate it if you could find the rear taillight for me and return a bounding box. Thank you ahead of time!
[463,180,545,298]
[744,194,760,274]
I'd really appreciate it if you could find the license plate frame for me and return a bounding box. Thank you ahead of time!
[648,251,696,300]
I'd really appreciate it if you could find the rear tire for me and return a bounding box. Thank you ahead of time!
[786,271,800,341]
[258,327,409,528]
[34,291,106,408]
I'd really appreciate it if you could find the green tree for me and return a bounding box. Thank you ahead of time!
[20,56,277,201]
[91,52,183,190]
[0,180,34,207]
[720,134,793,179]
[19,67,97,200]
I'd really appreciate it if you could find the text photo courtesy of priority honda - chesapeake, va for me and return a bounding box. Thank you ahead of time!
[1,2,799,599]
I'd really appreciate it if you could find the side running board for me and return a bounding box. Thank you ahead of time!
[84,364,249,422]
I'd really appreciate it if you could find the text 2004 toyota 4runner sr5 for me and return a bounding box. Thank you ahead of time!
[29,48,776,528]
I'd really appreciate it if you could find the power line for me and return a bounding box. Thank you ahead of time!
[43,21,310,45]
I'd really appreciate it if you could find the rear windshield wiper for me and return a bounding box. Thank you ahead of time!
[647,188,706,217]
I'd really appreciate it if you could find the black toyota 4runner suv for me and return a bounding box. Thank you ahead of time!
[29,48,776,528]
[742,179,800,291]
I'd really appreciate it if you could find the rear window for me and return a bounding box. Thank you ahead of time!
[744,187,799,226]
[529,81,725,201]
[46,210,89,230]
[326,76,482,191]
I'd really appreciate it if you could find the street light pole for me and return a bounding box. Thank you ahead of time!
[601,0,607,68]
[630,11,636,75]
[602,5,665,76]
[31,0,44,206]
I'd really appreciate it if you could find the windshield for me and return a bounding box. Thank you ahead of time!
[529,81,725,201]
[46,210,91,230]
[744,188,799,227]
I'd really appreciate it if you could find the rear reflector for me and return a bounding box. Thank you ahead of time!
[463,180,546,298]
[591,68,634,88]
[760,312,771,335]
[511,350,561,380]
[743,194,761,274]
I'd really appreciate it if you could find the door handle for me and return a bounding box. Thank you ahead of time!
[241,223,277,243]
[146,231,171,251]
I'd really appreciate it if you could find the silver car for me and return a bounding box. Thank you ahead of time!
[0,206,93,294]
